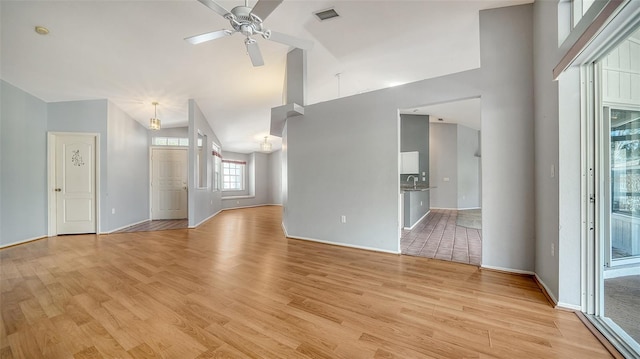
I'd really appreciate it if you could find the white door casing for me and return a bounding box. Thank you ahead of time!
[151,148,188,220]
[55,134,97,234]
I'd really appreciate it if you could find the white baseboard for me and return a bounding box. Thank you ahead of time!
[190,210,222,228]
[221,195,255,200]
[430,207,481,210]
[0,235,47,249]
[222,204,280,211]
[285,233,401,255]
[557,301,582,311]
[534,273,559,305]
[404,210,430,230]
[281,222,289,237]
[481,264,535,275]
[107,218,150,234]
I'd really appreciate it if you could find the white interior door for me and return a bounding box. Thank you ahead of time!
[151,148,188,220]
[55,134,97,234]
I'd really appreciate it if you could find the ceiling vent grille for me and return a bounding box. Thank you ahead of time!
[314,8,339,21]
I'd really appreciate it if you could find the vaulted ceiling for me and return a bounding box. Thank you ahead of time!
[1,0,531,153]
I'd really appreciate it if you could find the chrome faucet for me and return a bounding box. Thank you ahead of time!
[407,175,418,188]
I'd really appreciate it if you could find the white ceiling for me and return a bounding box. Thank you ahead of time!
[402,97,482,131]
[1,0,530,153]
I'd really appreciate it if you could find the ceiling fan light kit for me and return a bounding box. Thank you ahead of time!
[185,0,313,67]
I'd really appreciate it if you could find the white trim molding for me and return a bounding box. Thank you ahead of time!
[0,235,47,249]
[284,232,401,255]
[534,273,560,306]
[190,210,221,228]
[404,210,431,230]
[480,265,535,276]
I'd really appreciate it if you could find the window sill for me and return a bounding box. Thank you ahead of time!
[222,195,255,200]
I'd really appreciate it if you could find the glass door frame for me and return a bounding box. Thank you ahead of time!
[605,104,640,267]
[583,43,640,359]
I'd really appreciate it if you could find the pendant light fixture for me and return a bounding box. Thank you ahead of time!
[261,136,272,152]
[149,102,161,130]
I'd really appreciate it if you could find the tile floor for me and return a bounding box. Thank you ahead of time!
[115,219,188,233]
[401,209,482,265]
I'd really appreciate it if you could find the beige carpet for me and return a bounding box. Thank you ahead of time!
[456,209,482,229]
[605,275,640,344]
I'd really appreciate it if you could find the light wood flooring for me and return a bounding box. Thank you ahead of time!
[1,206,614,358]
[401,209,482,265]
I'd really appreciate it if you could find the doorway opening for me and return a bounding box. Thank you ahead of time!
[398,98,482,266]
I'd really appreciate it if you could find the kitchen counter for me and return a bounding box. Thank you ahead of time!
[400,186,436,192]
[401,188,431,229]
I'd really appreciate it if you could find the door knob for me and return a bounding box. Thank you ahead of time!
[54,188,61,192]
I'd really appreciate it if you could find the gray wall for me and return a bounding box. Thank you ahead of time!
[533,0,561,302]
[222,151,282,209]
[187,99,223,227]
[479,4,535,271]
[400,114,429,186]
[284,69,482,253]
[1,83,152,245]
[0,81,48,246]
[429,123,481,210]
[429,123,458,209]
[533,0,589,307]
[457,124,481,209]
[268,150,282,205]
[404,190,430,228]
[48,99,110,233]
[106,102,149,232]
[283,4,535,268]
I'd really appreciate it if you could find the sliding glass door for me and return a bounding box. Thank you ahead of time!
[589,26,640,358]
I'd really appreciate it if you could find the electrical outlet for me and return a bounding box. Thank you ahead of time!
[443,177,450,182]
[551,243,555,256]
[111,208,115,214]
[551,164,555,178]
[420,201,423,206]
[341,215,346,223]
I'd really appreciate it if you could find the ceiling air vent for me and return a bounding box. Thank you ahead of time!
[314,8,340,21]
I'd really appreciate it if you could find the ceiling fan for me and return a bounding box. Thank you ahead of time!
[185,0,313,67]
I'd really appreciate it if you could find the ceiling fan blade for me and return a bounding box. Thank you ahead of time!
[185,29,232,45]
[250,0,283,21]
[246,40,265,67]
[268,31,313,50]
[197,0,231,18]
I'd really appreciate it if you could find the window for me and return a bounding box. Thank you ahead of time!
[572,0,595,28]
[222,160,245,191]
[212,142,222,191]
[197,133,208,188]
[152,137,189,147]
